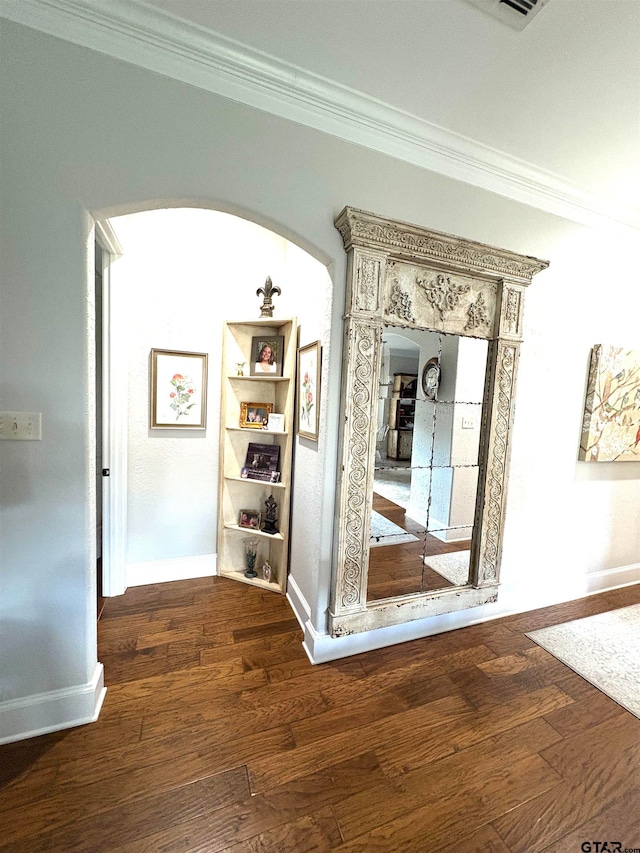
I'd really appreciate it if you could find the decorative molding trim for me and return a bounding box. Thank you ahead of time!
[417,273,471,318]
[126,553,217,588]
[95,219,124,258]
[336,208,550,281]
[465,292,489,331]
[385,282,416,323]
[338,321,377,610]
[2,0,639,236]
[0,663,105,745]
[355,256,382,314]
[480,343,517,583]
[99,235,128,597]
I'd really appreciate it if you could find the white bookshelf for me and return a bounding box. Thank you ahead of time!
[217,317,297,593]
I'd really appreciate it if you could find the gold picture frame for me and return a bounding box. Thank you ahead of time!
[240,401,274,429]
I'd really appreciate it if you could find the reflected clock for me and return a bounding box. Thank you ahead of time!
[421,357,441,400]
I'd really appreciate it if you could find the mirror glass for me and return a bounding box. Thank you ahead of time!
[367,326,488,602]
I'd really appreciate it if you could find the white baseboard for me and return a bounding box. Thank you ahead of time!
[126,553,217,587]
[286,575,319,665]
[0,663,106,745]
[429,524,473,543]
[299,561,640,665]
[405,507,471,543]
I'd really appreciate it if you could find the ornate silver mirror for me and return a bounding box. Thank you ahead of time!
[330,207,548,636]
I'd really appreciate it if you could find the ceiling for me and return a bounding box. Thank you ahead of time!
[3,0,639,229]
[141,0,640,216]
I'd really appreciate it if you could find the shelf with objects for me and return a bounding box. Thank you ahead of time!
[387,372,417,461]
[217,316,297,593]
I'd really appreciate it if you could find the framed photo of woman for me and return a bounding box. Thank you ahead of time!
[250,336,285,377]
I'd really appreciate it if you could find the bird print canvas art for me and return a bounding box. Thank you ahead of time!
[579,344,640,462]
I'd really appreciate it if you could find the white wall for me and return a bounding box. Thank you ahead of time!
[1,19,639,742]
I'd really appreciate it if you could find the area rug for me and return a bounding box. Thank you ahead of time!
[370,510,419,548]
[373,468,411,509]
[424,550,470,586]
[527,604,640,720]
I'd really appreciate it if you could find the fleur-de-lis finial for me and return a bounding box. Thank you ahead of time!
[256,276,281,318]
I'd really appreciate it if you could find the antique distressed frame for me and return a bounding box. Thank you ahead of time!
[329,207,548,636]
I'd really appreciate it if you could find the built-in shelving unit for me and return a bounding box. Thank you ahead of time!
[217,317,297,593]
[387,373,417,461]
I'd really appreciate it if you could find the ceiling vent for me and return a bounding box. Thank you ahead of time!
[462,0,551,31]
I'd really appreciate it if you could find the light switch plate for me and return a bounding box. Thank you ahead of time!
[0,412,42,440]
[462,417,475,430]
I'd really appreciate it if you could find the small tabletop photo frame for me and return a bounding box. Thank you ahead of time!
[250,335,285,377]
[240,401,273,428]
[238,509,261,530]
[150,348,208,429]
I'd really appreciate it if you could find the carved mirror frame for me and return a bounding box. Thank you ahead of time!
[330,207,548,636]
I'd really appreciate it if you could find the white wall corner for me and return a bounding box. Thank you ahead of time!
[126,553,217,588]
[0,663,106,745]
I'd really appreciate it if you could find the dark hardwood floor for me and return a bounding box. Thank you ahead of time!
[2,576,640,852]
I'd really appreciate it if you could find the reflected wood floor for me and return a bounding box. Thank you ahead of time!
[2,578,640,852]
[368,493,470,601]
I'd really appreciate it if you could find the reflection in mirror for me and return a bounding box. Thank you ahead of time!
[368,326,488,602]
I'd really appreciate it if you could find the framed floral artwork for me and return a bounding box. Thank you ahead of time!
[297,340,321,441]
[150,348,208,429]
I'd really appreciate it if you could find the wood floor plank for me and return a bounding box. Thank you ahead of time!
[237,661,368,711]
[532,779,640,853]
[0,727,295,847]
[95,756,387,853]
[438,823,512,853]
[140,690,328,744]
[333,716,561,841]
[248,694,472,793]
[492,739,640,853]
[539,711,640,780]
[1,576,638,853]
[219,806,343,853]
[103,661,267,710]
[290,690,412,747]
[375,685,572,777]
[333,753,561,852]
[135,624,205,650]
[542,674,623,737]
[0,768,250,853]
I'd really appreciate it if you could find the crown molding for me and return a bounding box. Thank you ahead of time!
[2,0,639,237]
